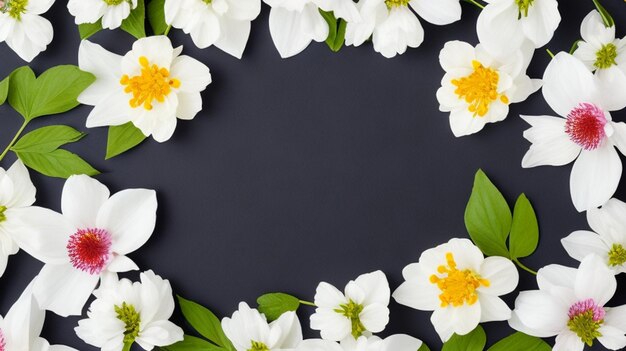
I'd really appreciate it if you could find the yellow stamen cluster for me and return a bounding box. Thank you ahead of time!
[120,56,181,111]
[248,341,270,351]
[385,0,409,8]
[430,252,490,307]
[1,0,28,20]
[452,60,509,117]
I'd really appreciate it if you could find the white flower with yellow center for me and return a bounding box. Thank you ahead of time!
[67,0,137,30]
[309,270,390,342]
[78,36,212,143]
[477,0,560,57]
[436,41,541,137]
[393,238,519,342]
[345,0,462,58]
[0,0,54,62]
[164,0,261,58]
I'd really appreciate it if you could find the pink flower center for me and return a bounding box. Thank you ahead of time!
[569,298,606,321]
[565,103,607,150]
[67,228,112,275]
[0,328,5,351]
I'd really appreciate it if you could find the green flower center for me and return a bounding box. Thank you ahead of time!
[0,206,6,223]
[115,302,141,344]
[385,0,410,9]
[334,300,365,339]
[595,43,618,70]
[1,0,28,20]
[515,0,534,17]
[202,0,213,4]
[568,310,603,346]
[103,0,125,5]
[608,243,626,267]
[248,341,269,351]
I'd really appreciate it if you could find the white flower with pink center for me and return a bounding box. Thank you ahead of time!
[12,175,157,317]
[520,52,626,212]
[510,254,626,351]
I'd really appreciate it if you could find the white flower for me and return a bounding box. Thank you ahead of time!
[345,0,462,58]
[76,271,184,351]
[11,174,157,317]
[164,0,261,58]
[0,159,36,278]
[0,279,77,351]
[309,270,390,342]
[297,335,422,351]
[510,255,626,351]
[573,10,626,110]
[67,0,137,30]
[222,302,303,351]
[264,0,359,58]
[562,198,626,274]
[393,238,519,342]
[476,0,560,57]
[436,41,541,137]
[78,36,212,143]
[0,0,54,62]
[520,53,626,212]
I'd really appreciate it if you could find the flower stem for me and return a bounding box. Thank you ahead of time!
[0,120,27,162]
[546,49,555,58]
[122,342,133,351]
[514,258,537,275]
[299,300,316,307]
[164,25,172,36]
[463,0,485,9]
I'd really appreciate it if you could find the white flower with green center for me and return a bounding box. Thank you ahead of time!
[0,0,54,61]
[310,271,390,342]
[221,302,303,351]
[75,271,184,351]
[476,0,560,57]
[164,0,261,59]
[345,0,462,58]
[510,255,626,351]
[67,0,137,30]
[296,334,423,351]
[562,198,626,275]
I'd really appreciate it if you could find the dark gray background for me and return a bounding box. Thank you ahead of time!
[1,1,625,350]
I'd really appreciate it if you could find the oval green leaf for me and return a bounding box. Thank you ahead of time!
[177,296,234,351]
[487,332,551,351]
[257,293,301,322]
[106,123,147,159]
[442,326,486,351]
[147,0,168,35]
[509,194,539,259]
[12,125,85,153]
[79,20,103,40]
[121,0,146,39]
[16,149,99,179]
[0,75,9,105]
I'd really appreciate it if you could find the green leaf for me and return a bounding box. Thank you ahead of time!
[160,335,225,351]
[177,296,234,351]
[319,10,345,52]
[106,123,147,159]
[16,149,100,179]
[121,0,146,39]
[464,169,512,257]
[442,326,486,351]
[257,293,301,322]
[487,333,551,351]
[418,343,432,351]
[8,65,95,121]
[78,20,103,40]
[509,194,539,259]
[592,0,615,27]
[147,0,168,35]
[0,75,9,105]
[12,125,85,153]
[569,40,581,54]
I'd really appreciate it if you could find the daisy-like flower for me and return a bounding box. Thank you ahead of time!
[309,270,390,342]
[76,271,184,351]
[344,0,462,58]
[436,41,541,137]
[264,0,359,58]
[1,279,77,351]
[0,0,54,62]
[0,159,36,278]
[297,335,423,351]
[520,53,626,212]
[67,0,137,30]
[562,198,626,274]
[476,0,560,57]
[393,238,519,342]
[78,36,212,143]
[222,302,303,351]
[11,174,157,317]
[573,10,626,110]
[164,0,261,59]
[510,255,626,351]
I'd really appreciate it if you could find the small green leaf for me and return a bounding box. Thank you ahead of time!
[78,20,103,40]
[592,0,615,27]
[418,343,432,351]
[487,332,551,351]
[16,149,100,179]
[106,123,147,159]
[0,75,9,105]
[465,169,512,257]
[160,335,225,351]
[257,293,301,322]
[509,194,539,259]
[147,0,168,35]
[177,296,234,351]
[121,0,146,39]
[8,66,37,119]
[12,125,85,153]
[569,40,581,54]
[319,10,345,52]
[442,326,486,351]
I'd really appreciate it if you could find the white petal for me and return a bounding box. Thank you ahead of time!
[580,10,615,45]
[314,282,347,308]
[6,159,36,208]
[598,325,626,350]
[85,90,133,128]
[354,270,390,305]
[372,7,424,58]
[561,230,609,263]
[574,254,616,306]
[33,264,100,317]
[520,0,560,48]
[268,5,328,59]
[106,255,139,272]
[478,256,518,296]
[176,92,202,120]
[605,305,626,331]
[214,17,252,59]
[410,0,461,25]
[380,334,422,351]
[269,311,302,348]
[6,15,53,62]
[392,279,440,311]
[359,303,389,333]
[537,264,577,292]
[513,291,569,337]
[122,36,174,74]
[520,115,581,167]
[596,66,626,111]
[553,330,585,351]
[610,122,626,156]
[136,321,184,349]
[61,175,110,229]
[77,40,123,106]
[476,1,525,57]
[170,55,212,93]
[478,294,511,322]
[587,198,626,245]
[439,40,475,72]
[449,108,487,137]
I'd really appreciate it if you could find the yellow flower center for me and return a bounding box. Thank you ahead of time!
[452,60,509,117]
[120,56,181,111]
[334,300,366,339]
[1,0,28,20]
[608,243,626,267]
[385,0,409,8]
[0,206,6,223]
[429,252,490,307]
[248,341,269,351]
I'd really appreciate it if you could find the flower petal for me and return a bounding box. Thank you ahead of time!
[574,254,616,306]
[520,115,580,167]
[33,264,99,317]
[561,230,609,263]
[410,0,461,25]
[170,55,212,93]
[478,293,511,323]
[478,256,518,296]
[61,175,110,229]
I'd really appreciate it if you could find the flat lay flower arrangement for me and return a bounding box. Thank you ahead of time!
[0,0,626,350]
